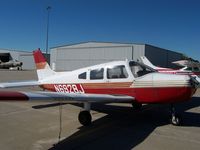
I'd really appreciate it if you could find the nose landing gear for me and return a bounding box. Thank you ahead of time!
[170,104,181,126]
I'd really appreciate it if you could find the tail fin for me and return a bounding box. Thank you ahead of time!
[33,49,55,80]
[139,56,159,69]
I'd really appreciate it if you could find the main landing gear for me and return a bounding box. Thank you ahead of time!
[78,102,92,126]
[77,102,181,126]
[170,104,181,126]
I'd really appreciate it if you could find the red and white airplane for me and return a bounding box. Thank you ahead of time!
[140,56,200,86]
[0,49,198,126]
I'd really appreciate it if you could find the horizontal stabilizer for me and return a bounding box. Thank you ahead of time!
[0,80,40,88]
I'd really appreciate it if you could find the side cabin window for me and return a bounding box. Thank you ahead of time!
[129,61,155,78]
[78,72,86,79]
[107,65,128,79]
[90,68,104,80]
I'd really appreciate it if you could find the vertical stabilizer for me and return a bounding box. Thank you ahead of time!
[33,49,55,80]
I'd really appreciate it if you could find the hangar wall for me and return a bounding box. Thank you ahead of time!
[51,42,183,71]
[0,49,33,70]
[145,45,183,68]
[51,42,145,71]
[0,49,50,70]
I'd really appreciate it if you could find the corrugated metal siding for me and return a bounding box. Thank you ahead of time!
[145,45,183,68]
[19,54,35,70]
[53,42,132,49]
[52,46,134,71]
[50,42,183,71]
[145,45,168,67]
[0,49,49,70]
[50,48,57,67]
[0,49,35,70]
[132,45,145,61]
[167,51,183,68]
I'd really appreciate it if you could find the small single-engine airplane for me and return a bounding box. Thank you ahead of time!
[0,49,198,126]
[172,59,200,74]
[0,59,23,70]
[140,56,200,85]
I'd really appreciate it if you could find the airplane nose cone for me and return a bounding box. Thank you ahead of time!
[190,76,200,88]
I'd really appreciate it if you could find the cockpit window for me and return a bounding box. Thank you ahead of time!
[78,72,86,79]
[107,65,128,79]
[129,61,156,77]
[90,68,104,80]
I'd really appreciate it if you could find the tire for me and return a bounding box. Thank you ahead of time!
[170,115,181,126]
[78,111,92,126]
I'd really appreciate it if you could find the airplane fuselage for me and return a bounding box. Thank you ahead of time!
[0,49,197,126]
[39,60,196,104]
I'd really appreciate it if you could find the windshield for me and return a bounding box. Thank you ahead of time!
[129,61,156,77]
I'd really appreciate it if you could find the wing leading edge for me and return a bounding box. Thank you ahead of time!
[0,91,134,103]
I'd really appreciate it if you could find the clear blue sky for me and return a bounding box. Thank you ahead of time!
[0,0,199,60]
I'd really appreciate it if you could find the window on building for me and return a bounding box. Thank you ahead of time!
[107,65,128,79]
[90,68,104,80]
[78,72,87,79]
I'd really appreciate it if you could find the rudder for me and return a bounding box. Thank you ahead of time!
[33,49,55,80]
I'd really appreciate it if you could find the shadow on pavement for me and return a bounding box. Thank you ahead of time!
[46,96,200,150]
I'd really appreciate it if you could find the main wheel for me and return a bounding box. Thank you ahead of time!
[170,114,181,126]
[132,102,142,110]
[78,111,92,126]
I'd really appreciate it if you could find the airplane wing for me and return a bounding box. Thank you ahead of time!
[0,80,40,88]
[0,91,134,103]
[172,60,200,68]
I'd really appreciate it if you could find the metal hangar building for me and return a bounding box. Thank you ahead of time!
[50,42,183,71]
[0,48,50,70]
[0,48,35,70]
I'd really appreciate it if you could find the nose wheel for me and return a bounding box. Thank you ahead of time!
[170,104,181,126]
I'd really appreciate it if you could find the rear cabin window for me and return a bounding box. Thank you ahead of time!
[107,65,128,79]
[78,72,86,79]
[90,68,104,80]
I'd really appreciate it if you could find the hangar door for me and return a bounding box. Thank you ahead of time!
[0,53,10,62]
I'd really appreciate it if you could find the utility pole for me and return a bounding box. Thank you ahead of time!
[46,6,51,54]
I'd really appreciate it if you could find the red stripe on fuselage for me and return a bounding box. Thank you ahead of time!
[158,70,200,76]
[84,87,195,103]
[0,91,29,101]
[40,83,195,104]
